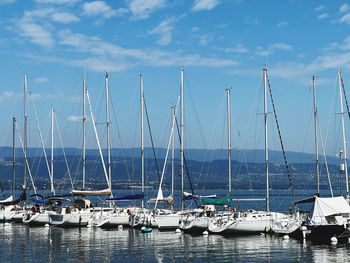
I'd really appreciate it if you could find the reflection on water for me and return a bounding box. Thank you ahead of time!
[0,223,349,262]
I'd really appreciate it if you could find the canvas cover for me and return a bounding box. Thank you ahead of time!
[308,196,350,225]
[71,188,112,196]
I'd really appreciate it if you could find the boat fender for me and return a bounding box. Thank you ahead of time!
[31,206,37,213]
[13,205,17,211]
[127,209,133,216]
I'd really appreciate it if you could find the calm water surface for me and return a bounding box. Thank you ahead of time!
[0,223,349,263]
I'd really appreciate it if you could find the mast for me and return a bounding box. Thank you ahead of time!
[24,75,27,189]
[171,106,175,208]
[82,77,86,190]
[140,73,144,208]
[263,68,269,212]
[338,68,349,201]
[12,117,15,197]
[51,106,54,194]
[105,72,112,192]
[226,88,232,195]
[312,76,320,195]
[180,68,184,210]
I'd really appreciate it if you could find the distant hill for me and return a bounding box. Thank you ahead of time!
[0,147,342,191]
[0,146,339,164]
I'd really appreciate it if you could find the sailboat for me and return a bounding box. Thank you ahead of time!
[208,68,291,234]
[302,70,350,243]
[49,75,112,227]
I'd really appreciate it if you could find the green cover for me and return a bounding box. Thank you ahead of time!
[202,193,231,206]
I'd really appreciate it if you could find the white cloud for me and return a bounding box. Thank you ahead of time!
[198,34,213,46]
[0,91,21,102]
[256,43,292,57]
[52,12,79,23]
[340,4,350,13]
[277,21,288,27]
[243,16,259,25]
[215,44,248,53]
[0,0,15,5]
[148,17,177,46]
[340,13,350,24]
[35,77,49,83]
[67,115,83,122]
[17,20,54,48]
[318,13,329,20]
[192,0,220,12]
[82,1,126,18]
[315,5,325,12]
[29,29,238,71]
[192,27,200,32]
[128,0,167,20]
[35,0,80,4]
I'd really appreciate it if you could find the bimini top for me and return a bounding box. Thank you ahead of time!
[308,196,350,226]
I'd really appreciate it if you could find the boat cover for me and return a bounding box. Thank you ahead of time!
[71,188,112,196]
[106,194,144,201]
[202,193,231,206]
[308,196,350,225]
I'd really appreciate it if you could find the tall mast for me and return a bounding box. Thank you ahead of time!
[51,106,54,194]
[338,68,349,201]
[226,88,232,195]
[180,68,184,210]
[12,117,15,197]
[24,75,27,189]
[263,68,269,212]
[82,77,86,190]
[312,76,320,195]
[105,72,111,192]
[140,73,144,208]
[171,106,175,208]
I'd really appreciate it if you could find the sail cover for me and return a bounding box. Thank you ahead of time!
[106,194,144,201]
[71,188,112,196]
[202,193,231,206]
[308,196,350,225]
[183,192,217,200]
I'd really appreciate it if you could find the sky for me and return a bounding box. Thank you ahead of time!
[0,0,350,156]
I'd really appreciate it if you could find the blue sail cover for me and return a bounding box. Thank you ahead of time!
[106,194,144,201]
[30,198,50,205]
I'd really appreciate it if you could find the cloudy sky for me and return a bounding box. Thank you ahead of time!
[0,0,349,156]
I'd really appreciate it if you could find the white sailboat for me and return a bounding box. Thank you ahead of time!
[209,68,291,234]
[49,76,111,227]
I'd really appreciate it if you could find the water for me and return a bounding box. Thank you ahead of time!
[0,223,349,263]
[0,189,341,262]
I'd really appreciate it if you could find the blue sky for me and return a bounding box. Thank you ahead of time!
[0,0,349,156]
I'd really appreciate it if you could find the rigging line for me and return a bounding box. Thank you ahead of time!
[317,115,334,197]
[109,92,133,189]
[15,120,37,195]
[142,95,161,184]
[54,113,74,190]
[29,92,55,195]
[175,116,199,207]
[0,182,5,199]
[266,75,296,203]
[341,75,350,120]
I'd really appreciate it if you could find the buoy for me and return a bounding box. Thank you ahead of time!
[283,235,289,240]
[87,224,92,228]
[301,226,307,240]
[260,233,265,236]
[330,237,338,244]
[141,227,152,233]
[45,224,50,227]
[202,231,209,235]
[117,225,123,231]
[175,228,181,234]
[348,237,350,244]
